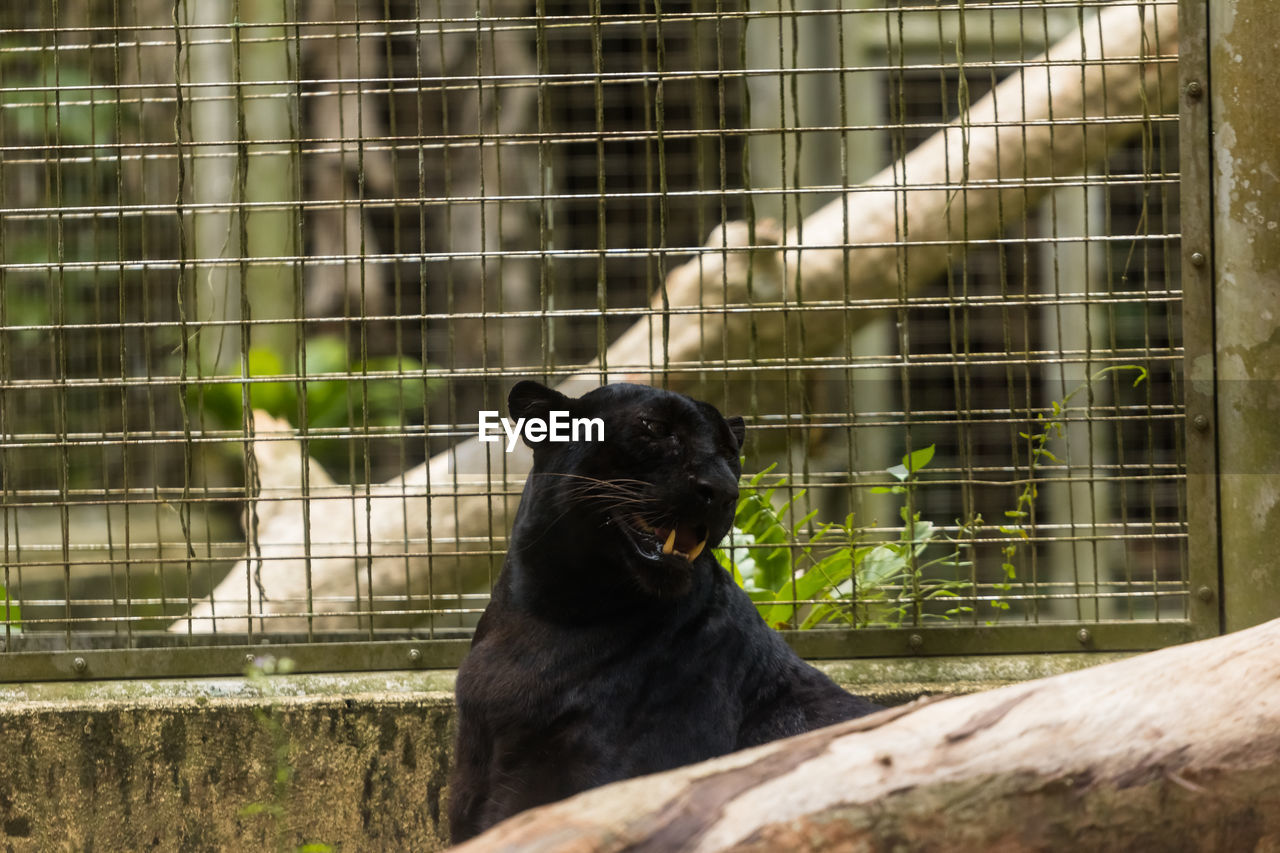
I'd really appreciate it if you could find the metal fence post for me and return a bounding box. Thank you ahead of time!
[1209,0,1280,630]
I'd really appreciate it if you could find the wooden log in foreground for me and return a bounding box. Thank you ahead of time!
[453,619,1280,852]
[175,1,1179,632]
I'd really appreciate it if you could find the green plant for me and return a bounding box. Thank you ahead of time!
[714,463,843,630]
[190,335,440,475]
[717,365,1151,629]
[715,447,979,630]
[995,365,1150,609]
[860,446,982,626]
[1,48,128,345]
[239,655,332,853]
[0,51,118,146]
[0,583,19,632]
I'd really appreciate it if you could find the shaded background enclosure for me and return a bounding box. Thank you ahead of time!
[0,0,1189,674]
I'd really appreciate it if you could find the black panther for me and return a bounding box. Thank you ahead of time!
[448,382,881,843]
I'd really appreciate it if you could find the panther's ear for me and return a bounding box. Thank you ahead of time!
[508,380,572,423]
[725,415,746,450]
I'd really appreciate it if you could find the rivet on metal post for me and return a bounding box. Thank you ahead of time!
[1192,414,1210,432]
[1190,251,1206,267]
[408,648,422,665]
[244,653,256,666]
[1185,80,1203,100]
[1077,629,1091,645]
[908,634,924,651]
[73,657,87,674]
[1197,586,1215,603]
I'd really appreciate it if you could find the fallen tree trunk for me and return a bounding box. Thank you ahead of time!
[453,618,1280,852]
[175,1,1179,632]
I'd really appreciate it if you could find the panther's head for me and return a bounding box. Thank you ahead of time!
[508,381,745,599]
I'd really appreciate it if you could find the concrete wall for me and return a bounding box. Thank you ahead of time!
[0,672,457,852]
[0,655,1125,851]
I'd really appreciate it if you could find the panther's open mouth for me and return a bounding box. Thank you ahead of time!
[618,514,709,563]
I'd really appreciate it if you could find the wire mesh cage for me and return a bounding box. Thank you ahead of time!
[0,0,1191,678]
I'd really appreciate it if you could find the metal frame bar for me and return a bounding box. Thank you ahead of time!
[1178,0,1221,639]
[0,621,1195,682]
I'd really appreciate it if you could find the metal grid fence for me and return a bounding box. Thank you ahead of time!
[0,0,1195,679]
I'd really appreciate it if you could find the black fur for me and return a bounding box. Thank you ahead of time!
[448,383,881,842]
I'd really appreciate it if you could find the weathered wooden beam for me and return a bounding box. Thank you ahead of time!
[453,617,1280,852]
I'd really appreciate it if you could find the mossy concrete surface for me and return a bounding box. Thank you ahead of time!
[0,672,457,852]
[0,654,1126,851]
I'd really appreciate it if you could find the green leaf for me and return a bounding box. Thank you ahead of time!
[790,507,819,532]
[800,600,854,630]
[728,487,796,593]
[808,522,836,545]
[748,463,777,486]
[777,488,807,513]
[358,355,429,424]
[713,546,740,582]
[763,550,854,628]
[754,547,792,592]
[303,336,349,375]
[902,444,935,474]
[857,544,908,588]
[246,345,284,378]
[736,503,762,532]
[302,378,350,430]
[908,519,937,556]
[0,580,19,623]
[917,552,970,571]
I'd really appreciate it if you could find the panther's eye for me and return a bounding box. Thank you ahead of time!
[641,418,670,439]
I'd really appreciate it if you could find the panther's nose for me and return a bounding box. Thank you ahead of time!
[691,475,737,511]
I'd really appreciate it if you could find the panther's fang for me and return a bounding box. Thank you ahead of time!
[665,527,686,555]
[662,528,677,555]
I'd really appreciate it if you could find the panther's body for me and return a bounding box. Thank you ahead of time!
[447,382,880,843]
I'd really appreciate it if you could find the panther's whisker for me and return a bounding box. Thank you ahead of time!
[586,494,655,507]
[557,483,650,500]
[556,479,646,492]
[561,487,650,502]
[559,484,653,506]
[531,472,650,491]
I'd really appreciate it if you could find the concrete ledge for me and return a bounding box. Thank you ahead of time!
[0,654,1128,850]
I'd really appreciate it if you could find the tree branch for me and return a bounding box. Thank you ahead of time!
[453,618,1280,852]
